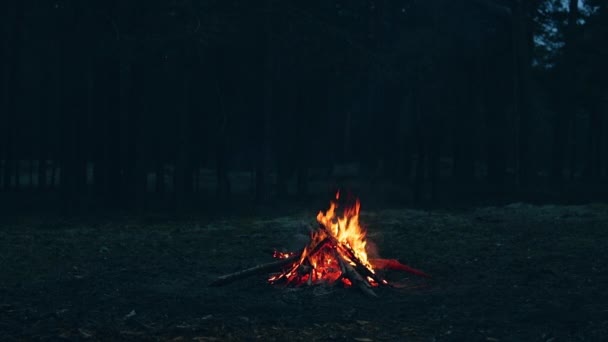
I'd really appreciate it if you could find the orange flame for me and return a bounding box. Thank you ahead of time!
[269,191,377,286]
[315,196,371,270]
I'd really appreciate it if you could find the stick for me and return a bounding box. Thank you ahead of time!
[300,225,392,287]
[273,237,330,284]
[316,222,388,286]
[331,249,346,287]
[317,224,360,264]
[305,255,314,286]
[317,224,358,256]
[210,254,299,286]
[337,255,377,298]
[307,237,330,258]
[334,244,388,286]
[307,268,313,286]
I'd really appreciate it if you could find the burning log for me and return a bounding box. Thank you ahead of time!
[330,233,388,286]
[337,254,377,297]
[210,254,299,287]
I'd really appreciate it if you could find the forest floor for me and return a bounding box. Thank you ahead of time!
[1,202,607,341]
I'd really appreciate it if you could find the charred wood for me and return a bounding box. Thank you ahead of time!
[210,254,299,287]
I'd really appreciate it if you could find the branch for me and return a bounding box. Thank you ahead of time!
[210,254,298,286]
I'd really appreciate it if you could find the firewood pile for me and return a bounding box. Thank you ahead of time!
[210,192,429,297]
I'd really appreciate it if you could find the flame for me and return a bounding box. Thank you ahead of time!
[315,195,372,270]
[264,191,430,290]
[268,191,377,287]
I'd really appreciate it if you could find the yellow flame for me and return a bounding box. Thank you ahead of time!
[269,191,377,286]
[315,195,371,269]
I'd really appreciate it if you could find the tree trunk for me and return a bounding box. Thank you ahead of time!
[83,19,96,198]
[126,60,146,212]
[413,89,425,203]
[275,75,289,198]
[2,0,23,192]
[486,109,507,188]
[216,142,230,202]
[552,107,567,180]
[156,160,165,195]
[175,45,192,213]
[484,45,507,190]
[452,64,476,186]
[37,69,49,191]
[57,10,76,210]
[569,117,578,181]
[214,57,231,201]
[429,137,440,203]
[552,0,579,181]
[256,0,274,202]
[603,96,608,180]
[585,105,602,181]
[103,74,123,208]
[513,0,533,187]
[296,165,307,197]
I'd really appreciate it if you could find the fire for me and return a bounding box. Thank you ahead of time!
[269,191,381,287]
[210,191,429,295]
[316,194,371,270]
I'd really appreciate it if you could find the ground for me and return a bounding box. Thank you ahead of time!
[1,202,607,341]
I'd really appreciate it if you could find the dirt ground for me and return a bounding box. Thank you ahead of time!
[1,202,607,341]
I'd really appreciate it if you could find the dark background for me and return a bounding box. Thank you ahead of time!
[1,0,607,212]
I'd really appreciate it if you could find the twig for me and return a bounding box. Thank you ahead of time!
[317,223,388,286]
[337,254,377,298]
[210,254,298,286]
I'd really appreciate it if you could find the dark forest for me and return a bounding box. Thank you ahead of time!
[1,0,607,340]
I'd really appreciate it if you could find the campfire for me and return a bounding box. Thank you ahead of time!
[211,192,429,296]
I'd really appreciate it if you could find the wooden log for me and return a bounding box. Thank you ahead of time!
[317,223,399,286]
[275,238,330,285]
[337,254,377,298]
[316,224,389,286]
[334,244,388,286]
[210,254,299,286]
[306,237,331,258]
[337,250,346,275]
[331,249,346,287]
[307,268,313,286]
[305,255,314,286]
[317,224,358,256]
